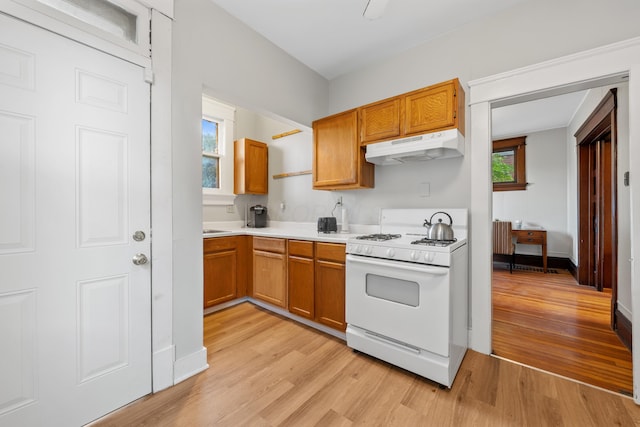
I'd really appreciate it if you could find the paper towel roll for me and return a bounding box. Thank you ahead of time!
[341,207,350,233]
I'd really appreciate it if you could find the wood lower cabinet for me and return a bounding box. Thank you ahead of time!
[203,236,248,308]
[287,240,315,319]
[234,138,268,195]
[312,109,374,190]
[314,242,346,331]
[253,237,287,308]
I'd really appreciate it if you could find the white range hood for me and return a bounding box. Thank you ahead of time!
[365,128,464,165]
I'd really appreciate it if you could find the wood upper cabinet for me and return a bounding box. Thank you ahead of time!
[287,240,315,319]
[234,138,268,194]
[404,79,463,136]
[253,237,287,308]
[312,109,374,190]
[360,98,402,143]
[203,236,248,308]
[359,78,465,145]
[314,242,346,331]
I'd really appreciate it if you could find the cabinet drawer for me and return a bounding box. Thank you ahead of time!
[514,230,545,245]
[204,236,237,253]
[253,236,286,253]
[289,240,314,258]
[316,242,346,263]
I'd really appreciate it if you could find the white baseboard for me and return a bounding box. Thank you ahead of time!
[173,346,209,384]
[152,345,175,392]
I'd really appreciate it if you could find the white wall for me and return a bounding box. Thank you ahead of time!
[492,128,570,258]
[174,0,640,372]
[329,0,640,114]
[171,0,328,364]
[566,83,631,318]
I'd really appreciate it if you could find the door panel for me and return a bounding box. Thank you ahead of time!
[0,13,150,426]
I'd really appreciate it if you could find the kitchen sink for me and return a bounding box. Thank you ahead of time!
[203,229,227,234]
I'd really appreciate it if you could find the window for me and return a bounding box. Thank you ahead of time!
[492,136,527,191]
[202,118,219,189]
[202,96,235,205]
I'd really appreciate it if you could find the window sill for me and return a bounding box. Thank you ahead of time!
[493,182,528,192]
[203,193,236,206]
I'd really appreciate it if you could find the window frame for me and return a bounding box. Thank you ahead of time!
[202,95,236,205]
[492,136,527,192]
[201,117,220,189]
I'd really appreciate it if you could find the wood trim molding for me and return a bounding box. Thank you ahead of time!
[615,307,632,351]
[575,89,617,144]
[493,136,527,192]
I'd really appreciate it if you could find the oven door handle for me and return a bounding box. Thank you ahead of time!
[346,254,448,275]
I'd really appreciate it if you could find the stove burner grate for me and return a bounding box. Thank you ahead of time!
[355,233,402,242]
[411,238,457,247]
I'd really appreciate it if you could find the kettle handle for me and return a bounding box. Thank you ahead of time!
[429,211,453,226]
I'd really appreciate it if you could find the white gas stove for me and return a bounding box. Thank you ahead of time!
[345,208,468,388]
[346,209,467,266]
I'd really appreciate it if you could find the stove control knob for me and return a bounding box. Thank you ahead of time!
[425,252,435,262]
[410,251,419,261]
[354,244,362,253]
[364,246,373,255]
[386,248,395,258]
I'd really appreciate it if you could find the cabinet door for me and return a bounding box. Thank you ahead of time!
[404,81,456,136]
[360,98,401,144]
[288,255,314,319]
[245,139,268,193]
[313,110,374,190]
[234,138,268,195]
[203,250,237,308]
[253,250,287,308]
[315,259,346,331]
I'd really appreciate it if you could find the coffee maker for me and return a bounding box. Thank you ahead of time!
[248,205,267,228]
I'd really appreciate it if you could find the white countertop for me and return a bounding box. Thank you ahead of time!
[203,221,378,243]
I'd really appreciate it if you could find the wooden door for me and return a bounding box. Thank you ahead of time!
[288,255,315,319]
[253,250,287,308]
[313,109,374,190]
[0,14,151,426]
[288,240,314,319]
[578,134,616,292]
[245,139,268,194]
[359,98,402,143]
[404,81,456,135]
[203,250,237,307]
[314,243,346,331]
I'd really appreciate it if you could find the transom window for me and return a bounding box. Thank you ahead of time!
[492,136,527,191]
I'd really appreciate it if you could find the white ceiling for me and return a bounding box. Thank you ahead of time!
[210,0,588,136]
[491,91,588,139]
[210,0,527,80]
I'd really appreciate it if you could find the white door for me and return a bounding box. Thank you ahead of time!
[0,13,151,426]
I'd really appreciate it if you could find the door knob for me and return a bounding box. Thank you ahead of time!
[132,253,149,265]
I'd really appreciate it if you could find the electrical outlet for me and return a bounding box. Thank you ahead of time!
[226,205,235,213]
[337,196,343,206]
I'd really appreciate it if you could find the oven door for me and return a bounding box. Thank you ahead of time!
[346,254,450,357]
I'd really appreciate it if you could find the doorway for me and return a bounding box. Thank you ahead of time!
[0,13,152,426]
[489,85,632,394]
[577,90,617,294]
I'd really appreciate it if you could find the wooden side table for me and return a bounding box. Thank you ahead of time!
[512,229,547,273]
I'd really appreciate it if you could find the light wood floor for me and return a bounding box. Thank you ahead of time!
[95,302,640,426]
[492,264,633,396]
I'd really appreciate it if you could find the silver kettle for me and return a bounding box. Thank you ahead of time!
[423,211,455,241]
